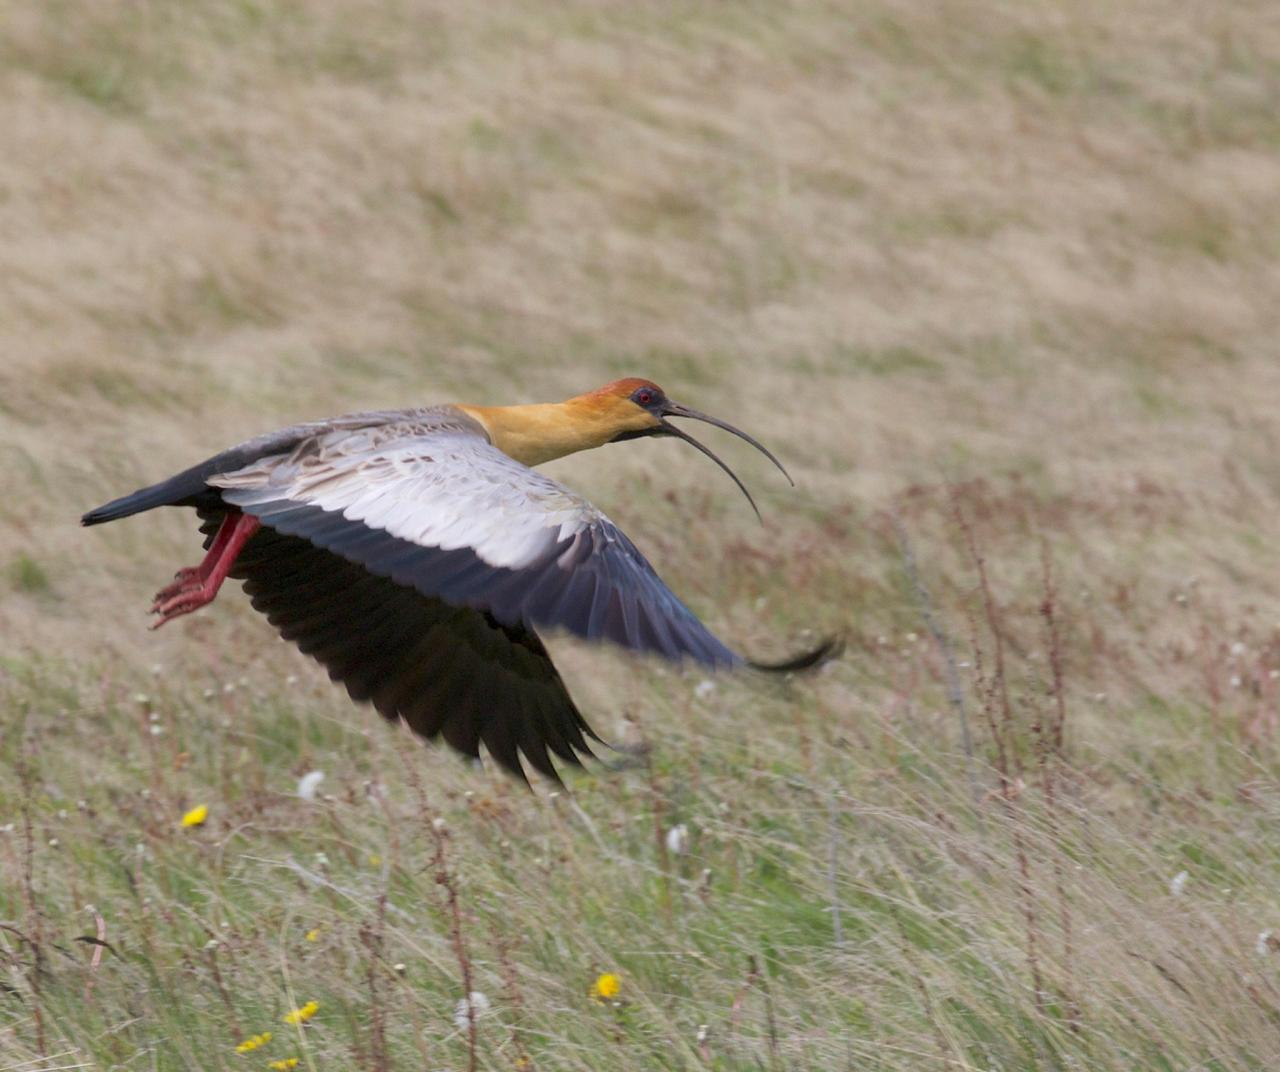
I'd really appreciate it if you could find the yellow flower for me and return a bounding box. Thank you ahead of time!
[282,1000,319,1025]
[268,1060,299,1070]
[234,1031,272,1053]
[591,972,621,1003]
[181,804,209,827]
[304,928,320,942]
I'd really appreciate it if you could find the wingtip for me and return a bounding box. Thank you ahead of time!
[747,634,844,674]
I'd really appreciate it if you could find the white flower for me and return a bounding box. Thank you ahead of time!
[1169,870,1189,896]
[1257,931,1275,956]
[1231,642,1247,657]
[296,770,326,801]
[694,680,715,700]
[453,991,490,1030]
[666,823,689,855]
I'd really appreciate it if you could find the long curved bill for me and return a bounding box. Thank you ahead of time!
[659,401,793,521]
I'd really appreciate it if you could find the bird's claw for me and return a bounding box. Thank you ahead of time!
[152,571,202,606]
[149,595,208,629]
[150,575,215,628]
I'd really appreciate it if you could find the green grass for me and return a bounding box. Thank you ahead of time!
[6,509,1280,1070]
[6,554,52,596]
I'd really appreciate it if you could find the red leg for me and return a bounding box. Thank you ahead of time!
[151,511,240,603]
[150,511,261,629]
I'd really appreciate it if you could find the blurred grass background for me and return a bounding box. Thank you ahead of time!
[3,1,1280,1069]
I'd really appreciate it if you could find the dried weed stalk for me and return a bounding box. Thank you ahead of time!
[952,488,1046,1010]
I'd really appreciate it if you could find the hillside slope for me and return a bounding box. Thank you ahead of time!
[2,2,1280,1068]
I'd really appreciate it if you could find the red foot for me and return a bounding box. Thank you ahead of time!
[150,571,222,624]
[152,567,202,605]
[150,511,261,629]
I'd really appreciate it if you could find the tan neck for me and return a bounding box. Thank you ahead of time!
[456,400,624,467]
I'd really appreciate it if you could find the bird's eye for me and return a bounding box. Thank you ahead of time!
[635,389,654,406]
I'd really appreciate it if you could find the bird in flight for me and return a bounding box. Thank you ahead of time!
[83,378,833,782]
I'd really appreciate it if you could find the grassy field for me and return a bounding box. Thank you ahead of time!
[3,1,1280,1068]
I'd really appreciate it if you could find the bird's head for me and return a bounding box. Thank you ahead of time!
[586,378,793,519]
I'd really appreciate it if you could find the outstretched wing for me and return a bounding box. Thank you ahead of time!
[209,411,741,668]
[219,516,599,783]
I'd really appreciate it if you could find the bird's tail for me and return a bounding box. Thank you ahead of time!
[81,464,214,526]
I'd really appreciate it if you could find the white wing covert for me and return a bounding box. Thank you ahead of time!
[209,413,741,668]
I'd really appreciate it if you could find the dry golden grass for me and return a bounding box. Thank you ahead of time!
[3,1,1280,1069]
